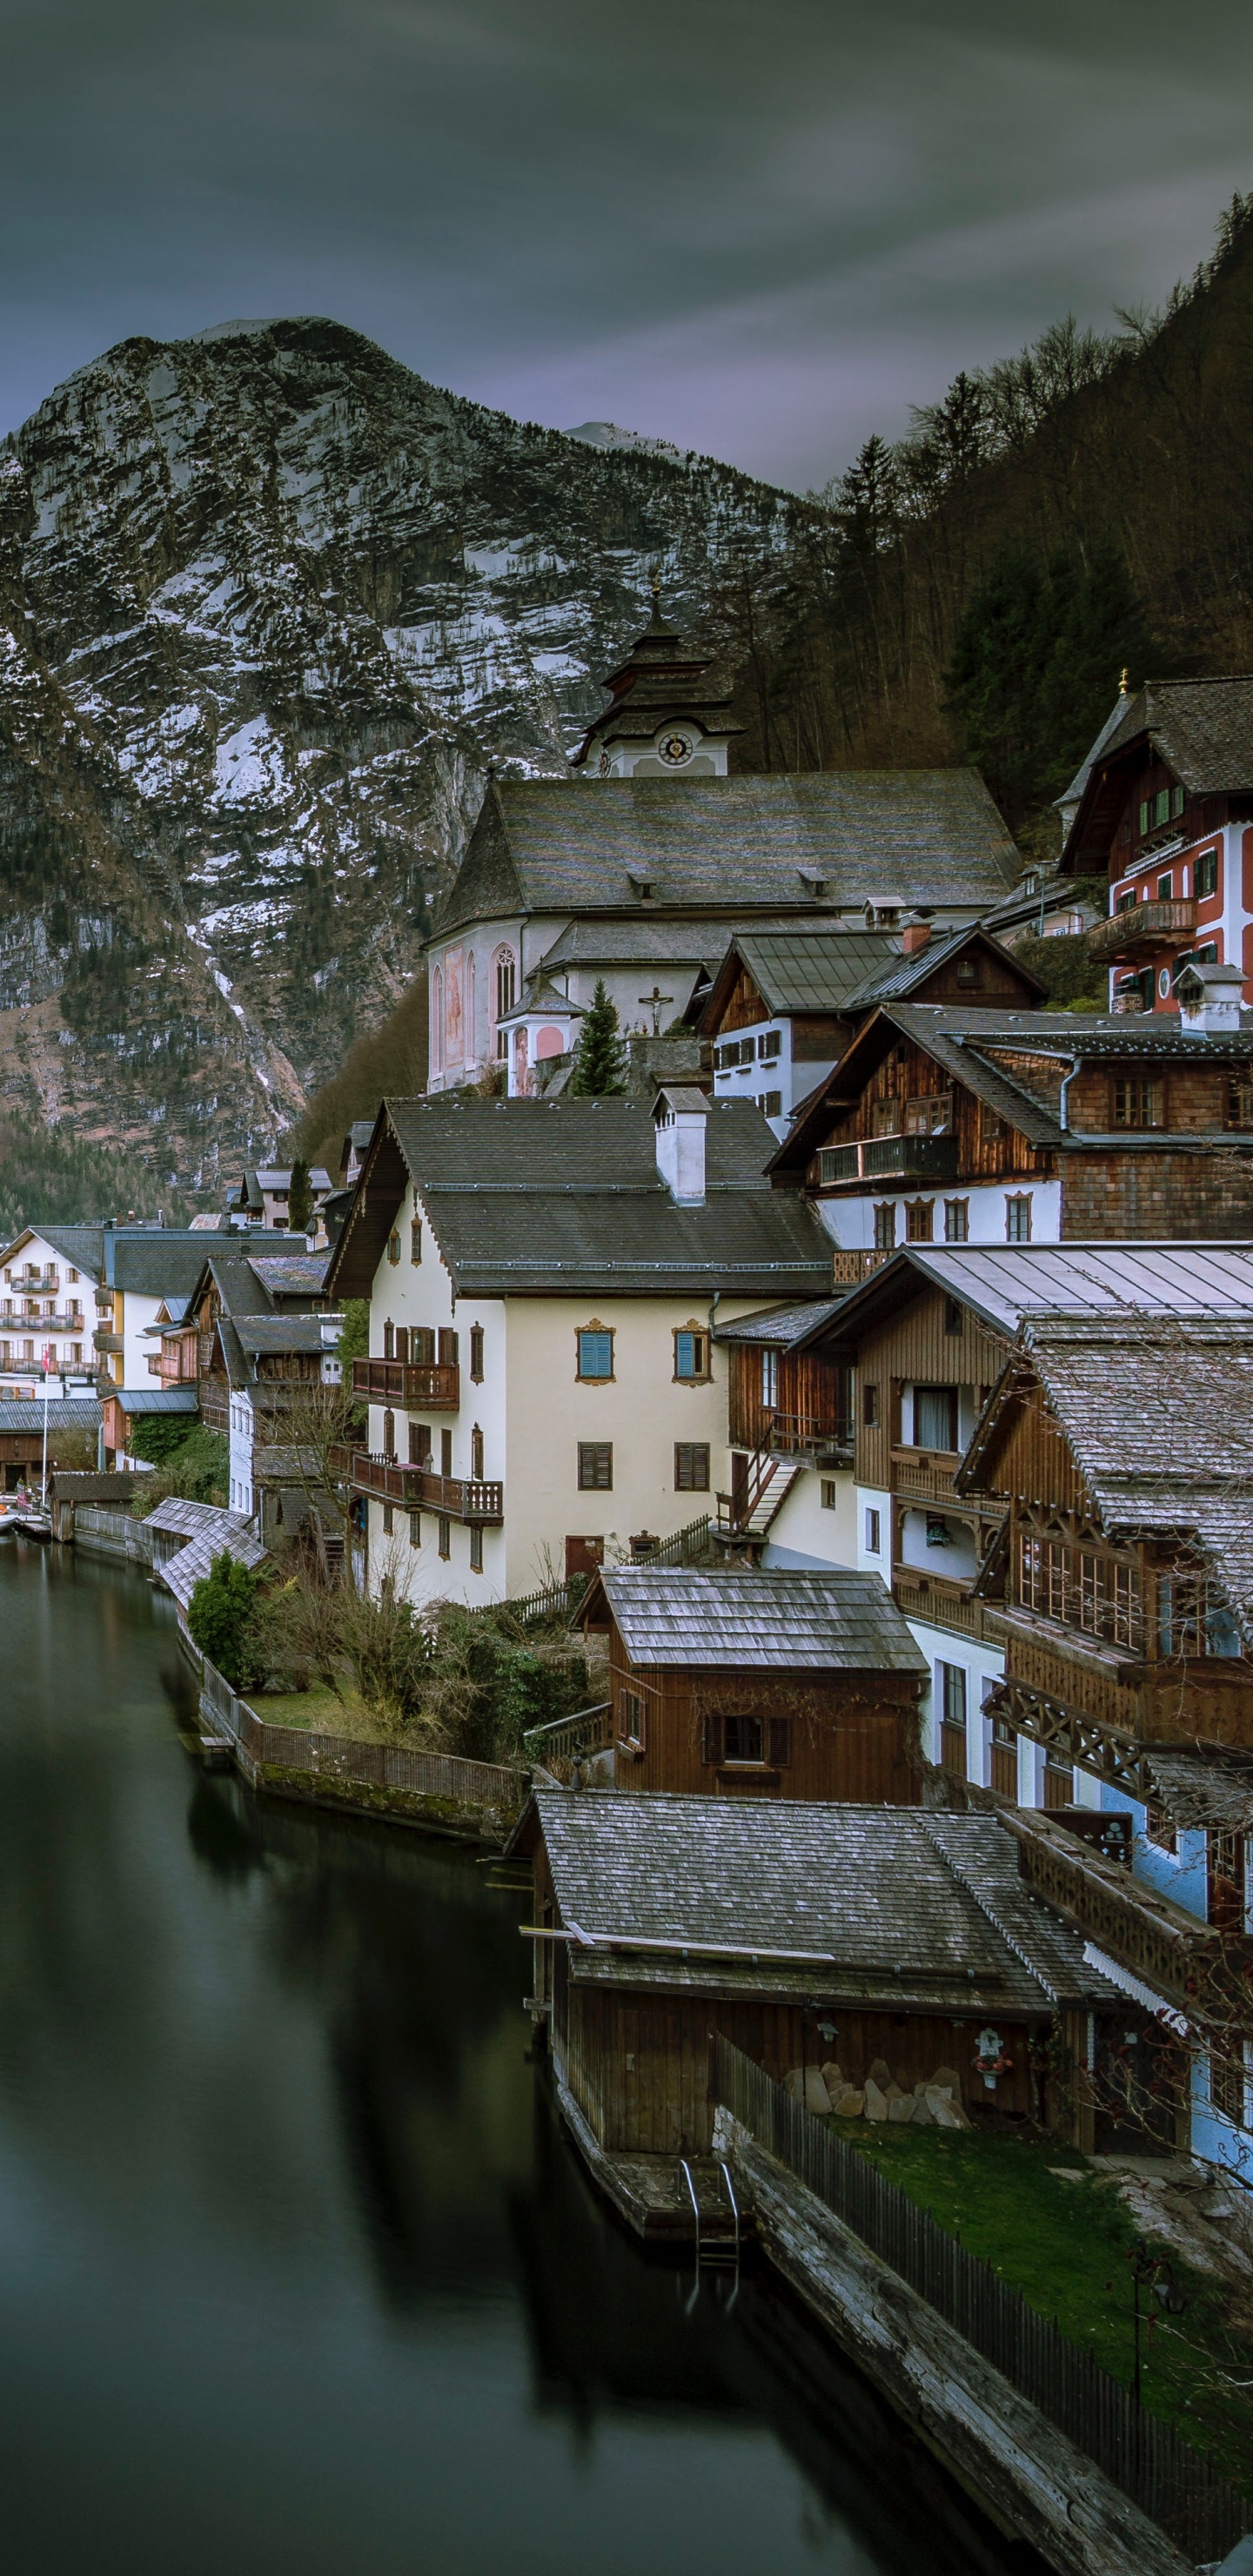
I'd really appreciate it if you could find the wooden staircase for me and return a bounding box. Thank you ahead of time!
[714,1443,801,1548]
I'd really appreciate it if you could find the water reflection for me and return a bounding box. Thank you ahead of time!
[0,1544,1040,2576]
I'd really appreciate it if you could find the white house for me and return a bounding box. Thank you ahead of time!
[326,1090,834,1610]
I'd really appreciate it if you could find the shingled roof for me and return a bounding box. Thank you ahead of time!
[770,1002,1253,1181]
[433,774,1020,942]
[329,1095,834,1301]
[588,1566,927,1672]
[1062,675,1253,870]
[521,1792,1121,2013]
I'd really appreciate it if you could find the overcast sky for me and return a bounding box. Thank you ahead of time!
[2,0,1250,490]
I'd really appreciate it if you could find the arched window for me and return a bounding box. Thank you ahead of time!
[431,967,444,1073]
[492,943,518,1024]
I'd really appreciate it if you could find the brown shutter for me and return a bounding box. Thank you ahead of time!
[439,1328,459,1365]
[767,1717,790,1768]
[413,1327,435,1365]
[394,1327,409,1364]
[701,1712,722,1766]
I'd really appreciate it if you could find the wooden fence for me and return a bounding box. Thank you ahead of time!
[502,1516,714,1627]
[72,1503,153,1565]
[198,1658,524,1842]
[713,2036,1248,2566]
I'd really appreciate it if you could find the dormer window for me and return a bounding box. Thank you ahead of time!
[798,869,828,896]
[628,872,653,900]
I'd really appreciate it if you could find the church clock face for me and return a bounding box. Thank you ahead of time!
[658,729,694,766]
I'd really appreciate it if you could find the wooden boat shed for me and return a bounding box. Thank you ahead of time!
[573,1565,928,1801]
[511,1789,1130,2224]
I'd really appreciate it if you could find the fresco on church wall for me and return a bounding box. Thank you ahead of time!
[445,945,464,1066]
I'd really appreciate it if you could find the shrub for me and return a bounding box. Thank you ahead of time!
[188,1550,263,1691]
[131,1426,229,1512]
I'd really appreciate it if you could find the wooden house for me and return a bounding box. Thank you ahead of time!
[700,922,1047,1138]
[955,1306,1253,1799]
[573,1566,926,1801]
[768,998,1253,1258]
[510,1789,1132,2224]
[1060,674,1253,1013]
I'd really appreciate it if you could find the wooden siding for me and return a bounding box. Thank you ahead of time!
[909,948,1040,1008]
[607,1612,921,1801]
[854,1286,1011,1494]
[719,961,770,1035]
[813,1035,1051,1188]
[728,1341,851,1453]
[560,1982,1036,2153]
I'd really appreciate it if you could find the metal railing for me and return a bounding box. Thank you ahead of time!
[522,1702,613,1766]
[198,1658,524,1818]
[712,2036,1248,2565]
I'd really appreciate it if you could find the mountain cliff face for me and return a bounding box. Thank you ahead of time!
[0,317,804,1187]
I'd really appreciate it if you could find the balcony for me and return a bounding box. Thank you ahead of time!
[352,1358,460,1410]
[987,1607,1253,1761]
[1088,897,1196,964]
[829,1248,895,1286]
[893,1565,990,1641]
[818,1134,959,1190]
[892,1445,960,1506]
[93,1329,124,1355]
[767,1409,853,1466]
[330,1446,503,1523]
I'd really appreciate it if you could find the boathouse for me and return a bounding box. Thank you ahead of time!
[573,1566,928,1799]
[512,1791,1130,2184]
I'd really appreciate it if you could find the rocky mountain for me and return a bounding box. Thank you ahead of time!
[0,317,807,1191]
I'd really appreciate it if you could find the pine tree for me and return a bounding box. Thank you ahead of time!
[569,980,626,1096]
[944,546,1161,831]
[287,1157,314,1235]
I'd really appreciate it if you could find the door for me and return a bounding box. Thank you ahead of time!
[565,1535,604,1580]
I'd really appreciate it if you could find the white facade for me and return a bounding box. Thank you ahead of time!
[0,1231,93,1394]
[712,1013,838,1142]
[814,1178,1063,1255]
[360,1179,761,1609]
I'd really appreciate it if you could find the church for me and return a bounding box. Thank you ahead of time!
[422,595,1021,1097]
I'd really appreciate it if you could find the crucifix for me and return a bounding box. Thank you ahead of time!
[638,985,673,1036]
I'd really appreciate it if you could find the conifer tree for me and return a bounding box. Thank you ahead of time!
[569,980,626,1096]
[287,1157,314,1235]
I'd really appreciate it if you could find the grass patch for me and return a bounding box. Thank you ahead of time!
[828,2119,1253,2492]
[251,1683,390,1742]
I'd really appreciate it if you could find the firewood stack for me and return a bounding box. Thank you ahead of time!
[783,2056,973,2128]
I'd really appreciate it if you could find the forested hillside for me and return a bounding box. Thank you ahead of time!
[726,195,1253,852]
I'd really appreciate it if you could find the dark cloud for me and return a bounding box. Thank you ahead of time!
[1,0,1250,486]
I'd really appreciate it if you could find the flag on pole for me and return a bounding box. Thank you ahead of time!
[42,1345,55,1372]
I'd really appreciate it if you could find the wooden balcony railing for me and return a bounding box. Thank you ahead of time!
[329,1446,503,1523]
[893,1565,989,1641]
[767,1409,853,1462]
[988,1608,1253,1755]
[829,1248,895,1285]
[92,1329,124,1355]
[352,1358,460,1409]
[818,1134,958,1190]
[891,1445,961,1504]
[1088,897,1196,963]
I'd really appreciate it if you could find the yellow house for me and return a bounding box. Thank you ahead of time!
[326,1090,834,1609]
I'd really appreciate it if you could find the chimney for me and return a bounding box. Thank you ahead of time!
[1176,959,1244,1035]
[653,1086,707,1204]
[901,919,932,956]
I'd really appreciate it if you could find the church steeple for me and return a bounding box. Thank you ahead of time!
[570,584,741,777]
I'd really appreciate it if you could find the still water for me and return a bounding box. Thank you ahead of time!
[0,1543,1037,2576]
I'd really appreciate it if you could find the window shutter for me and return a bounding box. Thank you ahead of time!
[394,1327,409,1364]
[700,1712,721,1766]
[767,1717,791,1768]
[413,1327,435,1365]
[439,1328,459,1365]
